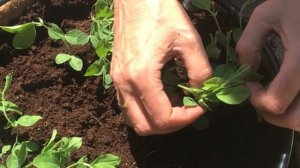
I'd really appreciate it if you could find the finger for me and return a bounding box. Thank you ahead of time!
[177,31,212,86]
[121,91,156,136]
[260,94,300,131]
[247,48,300,114]
[136,76,205,131]
[236,4,275,69]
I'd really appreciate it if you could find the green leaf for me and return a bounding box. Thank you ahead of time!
[91,154,121,167]
[2,74,12,96]
[205,43,221,59]
[12,23,36,49]
[85,60,103,77]
[0,101,22,114]
[42,129,58,153]
[0,164,5,168]
[63,137,82,153]
[232,28,242,43]
[33,153,60,168]
[96,42,110,59]
[0,23,33,33]
[6,154,19,168]
[215,30,227,47]
[23,141,39,152]
[17,115,42,127]
[3,115,17,129]
[104,74,112,86]
[183,97,198,107]
[213,64,234,79]
[1,145,11,156]
[55,53,71,64]
[190,0,211,11]
[90,34,100,48]
[75,156,88,168]
[203,77,226,90]
[216,85,249,105]
[47,23,65,40]
[69,56,83,71]
[13,143,27,166]
[230,64,251,82]
[65,29,90,45]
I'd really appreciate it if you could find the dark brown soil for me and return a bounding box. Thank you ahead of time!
[0,0,294,168]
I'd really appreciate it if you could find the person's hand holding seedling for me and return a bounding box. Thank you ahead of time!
[237,0,300,131]
[110,0,212,135]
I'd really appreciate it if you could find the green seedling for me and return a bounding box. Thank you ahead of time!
[31,130,120,168]
[178,0,262,129]
[85,0,114,89]
[0,23,38,50]
[0,74,120,168]
[55,53,83,71]
[0,0,114,89]
[0,74,42,129]
[0,74,42,168]
[179,64,253,110]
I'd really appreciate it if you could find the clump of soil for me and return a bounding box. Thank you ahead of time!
[0,0,293,168]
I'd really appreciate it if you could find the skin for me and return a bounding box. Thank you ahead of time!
[111,0,212,135]
[111,0,300,135]
[237,0,300,131]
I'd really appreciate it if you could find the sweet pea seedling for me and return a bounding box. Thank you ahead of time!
[178,0,262,130]
[0,0,114,89]
[0,74,42,129]
[0,23,38,49]
[179,64,252,109]
[31,130,120,168]
[0,74,120,168]
[55,53,83,71]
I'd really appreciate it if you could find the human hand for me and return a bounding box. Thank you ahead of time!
[237,0,300,131]
[111,0,212,135]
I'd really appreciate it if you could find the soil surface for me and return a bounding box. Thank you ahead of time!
[0,0,295,168]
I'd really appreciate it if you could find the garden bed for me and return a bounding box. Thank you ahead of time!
[0,0,294,167]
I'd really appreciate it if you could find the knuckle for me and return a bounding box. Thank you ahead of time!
[152,119,169,130]
[263,99,286,115]
[189,66,212,83]
[111,65,145,85]
[133,125,152,136]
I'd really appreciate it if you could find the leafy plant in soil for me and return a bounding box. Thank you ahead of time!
[0,74,120,168]
[179,0,258,109]
[0,0,114,89]
[176,0,259,129]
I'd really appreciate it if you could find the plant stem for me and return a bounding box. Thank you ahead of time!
[209,10,222,32]
[1,92,14,126]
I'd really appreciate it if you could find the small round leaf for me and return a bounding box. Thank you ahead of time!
[17,115,42,127]
[69,56,83,71]
[55,53,71,64]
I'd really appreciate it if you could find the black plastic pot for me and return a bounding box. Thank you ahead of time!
[182,0,294,168]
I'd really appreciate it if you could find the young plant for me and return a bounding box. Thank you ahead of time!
[0,74,120,168]
[0,22,41,50]
[0,74,42,168]
[179,0,260,110]
[0,0,114,89]
[31,130,120,168]
[0,74,42,129]
[84,0,114,89]
[179,64,253,110]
